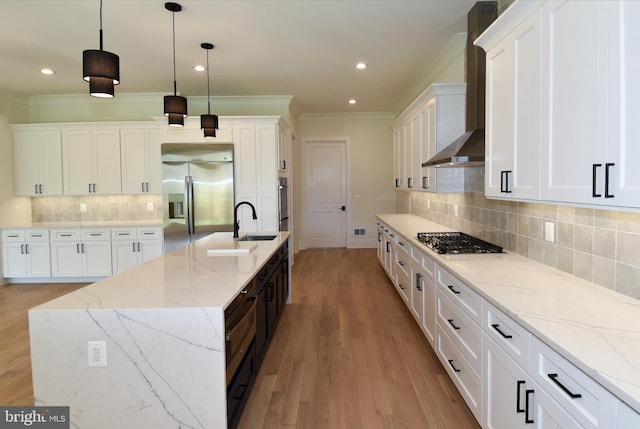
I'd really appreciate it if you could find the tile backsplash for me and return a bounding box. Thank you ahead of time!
[408,185,640,300]
[31,195,163,223]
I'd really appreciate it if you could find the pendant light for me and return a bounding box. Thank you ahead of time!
[164,2,187,127]
[200,43,219,138]
[83,0,120,98]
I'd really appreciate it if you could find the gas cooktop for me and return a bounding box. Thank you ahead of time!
[416,232,503,255]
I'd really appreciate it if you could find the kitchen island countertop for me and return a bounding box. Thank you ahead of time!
[378,213,640,415]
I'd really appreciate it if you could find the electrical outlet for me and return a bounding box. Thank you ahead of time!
[544,221,555,243]
[454,205,459,217]
[88,341,107,367]
[80,203,87,213]
[147,202,154,211]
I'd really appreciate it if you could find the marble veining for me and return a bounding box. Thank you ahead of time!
[29,231,290,429]
[378,213,640,413]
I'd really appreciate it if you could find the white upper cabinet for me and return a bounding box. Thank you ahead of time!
[482,8,541,200]
[478,0,640,210]
[391,83,465,193]
[120,128,161,194]
[62,129,122,195]
[13,129,63,196]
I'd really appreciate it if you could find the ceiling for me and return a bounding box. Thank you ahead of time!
[0,1,478,114]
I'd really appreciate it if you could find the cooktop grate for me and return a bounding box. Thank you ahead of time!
[416,232,503,254]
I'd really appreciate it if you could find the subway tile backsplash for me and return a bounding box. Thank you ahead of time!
[409,188,640,300]
[31,195,163,223]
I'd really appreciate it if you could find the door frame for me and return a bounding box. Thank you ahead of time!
[301,137,350,249]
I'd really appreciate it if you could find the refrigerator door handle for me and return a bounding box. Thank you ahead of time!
[184,176,192,235]
[187,175,196,235]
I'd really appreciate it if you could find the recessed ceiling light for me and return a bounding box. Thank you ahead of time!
[355,62,367,70]
[41,68,55,75]
[194,65,205,72]
[348,99,357,105]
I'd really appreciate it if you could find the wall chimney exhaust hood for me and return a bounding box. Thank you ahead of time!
[423,1,497,168]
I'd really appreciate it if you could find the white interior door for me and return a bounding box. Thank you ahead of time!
[303,139,347,248]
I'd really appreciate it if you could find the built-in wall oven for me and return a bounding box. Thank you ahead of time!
[224,280,256,385]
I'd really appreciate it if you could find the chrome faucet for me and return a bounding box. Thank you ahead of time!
[233,201,257,238]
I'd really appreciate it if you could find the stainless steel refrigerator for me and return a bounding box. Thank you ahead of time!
[162,143,234,253]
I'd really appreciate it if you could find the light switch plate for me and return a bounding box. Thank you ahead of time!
[88,341,107,367]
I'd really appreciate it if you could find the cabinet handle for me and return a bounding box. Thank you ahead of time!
[516,380,526,413]
[447,284,461,295]
[605,163,615,198]
[39,184,43,194]
[93,183,96,193]
[20,244,25,254]
[548,373,582,399]
[422,176,428,189]
[377,232,381,243]
[415,273,422,291]
[592,164,602,197]
[89,183,92,193]
[398,241,404,247]
[395,178,399,188]
[25,244,29,254]
[137,242,141,252]
[82,243,86,253]
[525,389,535,424]
[34,184,39,194]
[267,283,274,301]
[500,170,513,193]
[398,283,405,290]
[61,234,72,237]
[386,242,390,253]
[77,243,81,253]
[447,319,461,330]
[491,323,513,339]
[132,242,137,252]
[398,261,404,267]
[141,182,145,192]
[407,177,413,188]
[146,182,149,192]
[447,359,461,373]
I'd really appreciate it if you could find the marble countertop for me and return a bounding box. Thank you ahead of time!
[2,221,163,229]
[33,231,290,311]
[377,213,640,413]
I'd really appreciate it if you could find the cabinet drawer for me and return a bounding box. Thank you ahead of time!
[530,336,617,428]
[111,228,137,240]
[395,248,410,278]
[395,235,410,255]
[52,230,81,241]
[82,229,110,240]
[437,289,482,375]
[137,227,162,239]
[484,300,530,369]
[437,329,482,421]
[2,230,25,241]
[436,265,482,324]
[26,230,49,241]
[410,245,436,280]
[395,270,410,303]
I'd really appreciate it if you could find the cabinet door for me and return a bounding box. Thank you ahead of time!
[14,131,62,196]
[541,1,609,204]
[111,240,138,274]
[62,130,95,195]
[403,121,413,189]
[256,124,278,232]
[410,264,424,326]
[39,131,64,196]
[484,336,528,429]
[139,240,163,263]
[120,129,148,194]
[422,101,437,191]
[82,241,112,277]
[2,242,28,277]
[92,130,121,195]
[27,241,51,277]
[51,241,83,277]
[393,127,406,189]
[145,129,162,194]
[409,113,421,190]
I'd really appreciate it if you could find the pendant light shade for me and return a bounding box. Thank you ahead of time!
[200,42,219,138]
[164,2,187,126]
[83,0,119,98]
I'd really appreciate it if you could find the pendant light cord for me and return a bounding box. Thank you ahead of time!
[172,9,178,96]
[99,0,104,51]
[206,49,211,115]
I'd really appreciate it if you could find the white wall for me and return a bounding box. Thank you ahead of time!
[297,113,395,248]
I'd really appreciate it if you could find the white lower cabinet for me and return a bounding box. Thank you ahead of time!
[111,227,163,274]
[1,229,51,278]
[375,223,640,428]
[50,229,112,278]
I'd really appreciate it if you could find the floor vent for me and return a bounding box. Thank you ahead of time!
[354,228,366,236]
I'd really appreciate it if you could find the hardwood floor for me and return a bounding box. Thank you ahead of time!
[0,249,479,428]
[238,248,480,429]
[0,282,87,406]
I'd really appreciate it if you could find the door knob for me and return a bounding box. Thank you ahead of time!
[340,205,346,211]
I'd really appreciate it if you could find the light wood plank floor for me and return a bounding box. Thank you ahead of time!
[0,282,87,406]
[238,248,480,429]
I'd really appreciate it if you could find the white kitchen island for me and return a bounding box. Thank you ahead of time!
[28,231,290,429]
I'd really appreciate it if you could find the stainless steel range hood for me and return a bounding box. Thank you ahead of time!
[423,1,497,168]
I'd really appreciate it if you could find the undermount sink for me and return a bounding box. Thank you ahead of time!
[238,234,278,241]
